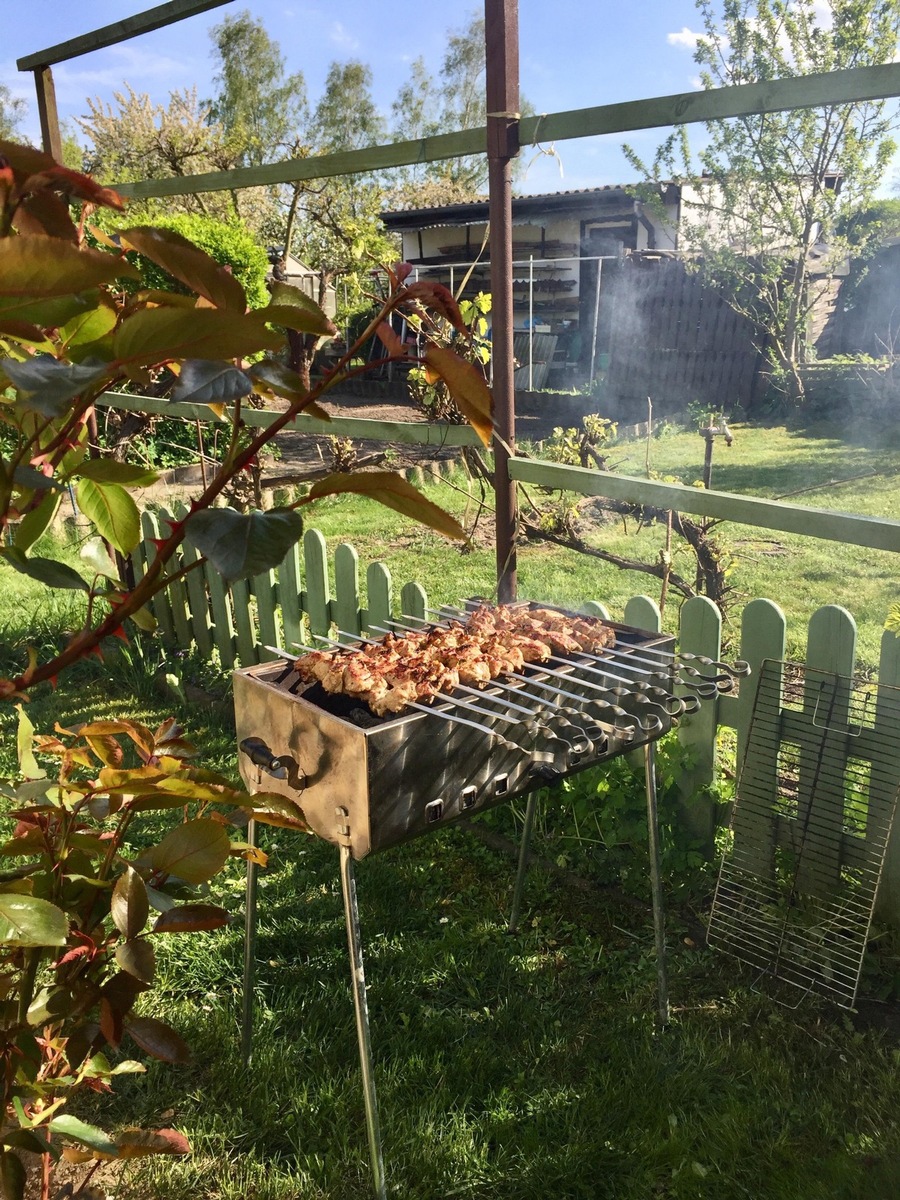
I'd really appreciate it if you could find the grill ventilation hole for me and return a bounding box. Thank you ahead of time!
[425,799,444,823]
[460,786,478,810]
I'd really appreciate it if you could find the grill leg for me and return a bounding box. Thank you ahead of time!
[241,817,259,1064]
[644,742,670,1026]
[508,790,540,934]
[339,844,387,1200]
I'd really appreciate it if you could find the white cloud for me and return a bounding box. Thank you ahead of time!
[668,27,702,50]
[52,44,189,104]
[690,76,703,90]
[329,21,360,52]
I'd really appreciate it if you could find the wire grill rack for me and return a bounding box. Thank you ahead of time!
[708,659,900,1008]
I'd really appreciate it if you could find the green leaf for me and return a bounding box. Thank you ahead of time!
[0,894,67,947]
[423,346,493,446]
[113,306,283,369]
[0,1149,25,1200]
[126,1015,191,1064]
[184,507,303,583]
[110,866,150,940]
[115,938,156,984]
[58,300,118,351]
[150,818,230,884]
[0,239,138,301]
[13,491,62,552]
[1,356,109,417]
[75,479,140,554]
[257,281,337,337]
[79,537,121,583]
[0,293,98,328]
[0,546,90,592]
[152,903,230,933]
[76,460,159,487]
[2,1128,55,1157]
[119,226,247,312]
[11,464,63,492]
[307,472,467,540]
[47,1115,118,1157]
[170,360,252,406]
[248,360,331,421]
[15,704,44,780]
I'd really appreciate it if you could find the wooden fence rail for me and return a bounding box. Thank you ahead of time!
[130,509,900,924]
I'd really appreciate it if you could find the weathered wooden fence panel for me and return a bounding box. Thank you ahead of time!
[130,510,900,923]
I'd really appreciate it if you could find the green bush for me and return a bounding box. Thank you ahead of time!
[128,213,271,309]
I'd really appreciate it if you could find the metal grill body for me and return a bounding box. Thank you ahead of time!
[235,617,677,858]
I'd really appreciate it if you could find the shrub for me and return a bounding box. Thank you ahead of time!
[126,213,271,309]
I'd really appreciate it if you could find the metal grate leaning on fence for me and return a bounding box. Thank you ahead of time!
[128,504,900,926]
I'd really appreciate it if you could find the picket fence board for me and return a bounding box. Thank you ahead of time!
[204,558,236,669]
[676,596,723,853]
[303,529,331,639]
[129,522,900,925]
[278,543,303,654]
[334,544,362,640]
[366,562,393,634]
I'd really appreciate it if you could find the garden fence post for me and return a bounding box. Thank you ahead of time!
[334,544,362,641]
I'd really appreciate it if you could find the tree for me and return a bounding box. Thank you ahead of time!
[78,85,247,224]
[311,60,385,153]
[206,8,308,167]
[0,83,25,141]
[625,0,900,404]
[388,16,491,200]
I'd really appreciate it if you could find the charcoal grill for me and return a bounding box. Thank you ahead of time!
[234,602,747,1199]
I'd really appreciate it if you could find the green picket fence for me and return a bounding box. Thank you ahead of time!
[130,505,900,924]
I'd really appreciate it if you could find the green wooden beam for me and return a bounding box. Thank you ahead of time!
[96,392,482,447]
[517,63,900,145]
[111,61,900,200]
[508,457,900,554]
[17,0,233,69]
[115,128,486,199]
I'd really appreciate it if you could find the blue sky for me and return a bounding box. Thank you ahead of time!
[2,0,893,195]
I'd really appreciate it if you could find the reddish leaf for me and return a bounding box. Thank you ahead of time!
[152,903,230,933]
[403,281,468,335]
[100,997,123,1049]
[100,970,148,1018]
[111,867,150,940]
[21,165,125,211]
[115,938,156,984]
[377,322,405,357]
[119,226,246,312]
[307,472,467,540]
[127,1016,191,1064]
[14,190,78,241]
[0,238,138,299]
[114,1127,191,1159]
[423,347,493,446]
[394,262,414,284]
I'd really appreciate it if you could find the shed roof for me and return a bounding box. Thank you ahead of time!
[380,184,680,230]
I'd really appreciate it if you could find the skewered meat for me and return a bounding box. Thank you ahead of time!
[292,604,615,715]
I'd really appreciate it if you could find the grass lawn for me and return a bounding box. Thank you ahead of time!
[1,418,900,1198]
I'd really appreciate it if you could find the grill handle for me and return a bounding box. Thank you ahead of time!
[240,738,290,782]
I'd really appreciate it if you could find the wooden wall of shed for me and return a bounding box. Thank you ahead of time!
[601,256,763,420]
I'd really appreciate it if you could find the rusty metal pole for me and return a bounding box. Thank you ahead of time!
[485,0,520,603]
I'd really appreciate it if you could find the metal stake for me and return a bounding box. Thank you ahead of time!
[241,817,259,1064]
[339,842,387,1200]
[644,742,670,1026]
[508,790,539,934]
